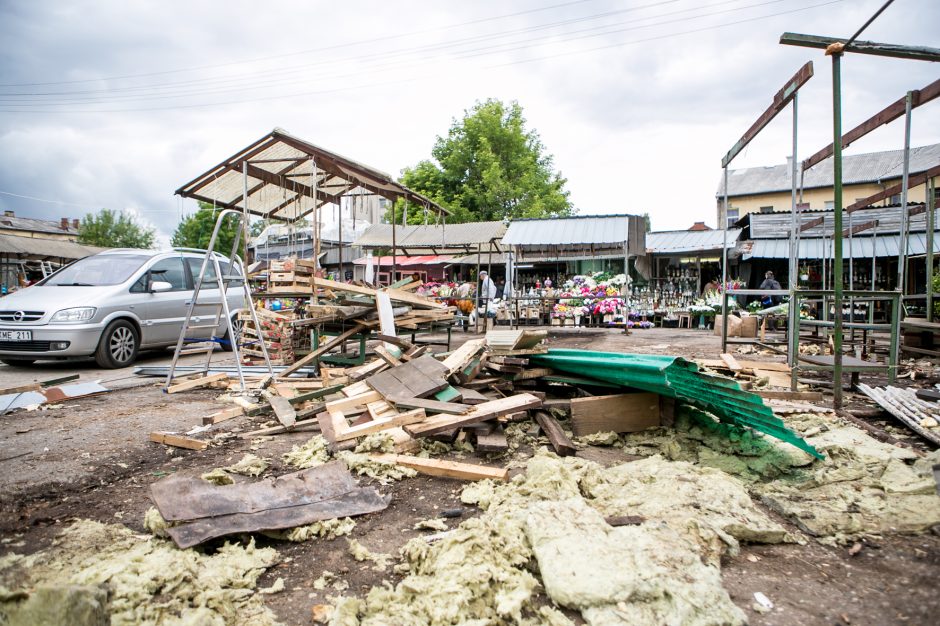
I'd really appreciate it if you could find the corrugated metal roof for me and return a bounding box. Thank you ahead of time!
[0,214,80,236]
[352,221,506,249]
[647,228,741,254]
[744,233,937,259]
[717,143,940,196]
[747,205,937,238]
[351,254,454,266]
[501,214,635,245]
[0,233,106,259]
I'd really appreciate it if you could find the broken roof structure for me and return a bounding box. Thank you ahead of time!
[353,221,506,253]
[176,128,447,221]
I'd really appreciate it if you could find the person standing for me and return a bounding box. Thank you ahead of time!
[759,271,782,306]
[479,270,497,301]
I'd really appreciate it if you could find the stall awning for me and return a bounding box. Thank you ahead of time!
[352,221,505,250]
[502,214,635,246]
[176,128,447,221]
[743,233,939,259]
[352,255,454,266]
[647,229,741,254]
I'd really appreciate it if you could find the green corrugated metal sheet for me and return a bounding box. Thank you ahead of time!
[530,349,822,459]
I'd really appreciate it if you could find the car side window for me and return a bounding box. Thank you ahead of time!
[136,257,188,292]
[185,257,218,287]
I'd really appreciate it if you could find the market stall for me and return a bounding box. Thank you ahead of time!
[500,214,647,327]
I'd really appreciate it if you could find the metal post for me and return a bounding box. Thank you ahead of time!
[338,198,343,281]
[928,178,936,323]
[475,242,482,334]
[788,94,799,373]
[392,205,398,287]
[831,52,845,408]
[897,91,913,295]
[721,167,730,353]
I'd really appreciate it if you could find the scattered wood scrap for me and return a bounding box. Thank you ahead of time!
[370,454,509,481]
[149,432,208,451]
[534,410,577,456]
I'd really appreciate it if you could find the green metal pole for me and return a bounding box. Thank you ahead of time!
[831,52,845,407]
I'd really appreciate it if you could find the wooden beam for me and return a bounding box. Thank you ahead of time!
[275,323,371,380]
[843,219,878,237]
[334,408,427,442]
[369,453,509,481]
[844,164,940,213]
[405,393,542,437]
[533,411,576,456]
[802,78,940,171]
[149,432,208,451]
[388,396,470,415]
[202,406,244,425]
[166,372,229,394]
[326,390,383,415]
[721,61,814,167]
[779,32,940,63]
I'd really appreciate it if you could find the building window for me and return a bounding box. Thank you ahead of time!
[824,201,834,210]
[726,207,739,228]
[888,194,901,205]
[759,206,774,213]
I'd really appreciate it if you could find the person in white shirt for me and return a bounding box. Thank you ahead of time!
[479,271,498,301]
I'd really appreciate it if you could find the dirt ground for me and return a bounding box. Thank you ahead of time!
[1,326,938,625]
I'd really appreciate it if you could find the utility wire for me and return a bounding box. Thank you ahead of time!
[0,0,834,111]
[0,0,615,88]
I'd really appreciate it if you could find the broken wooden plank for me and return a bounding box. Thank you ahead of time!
[366,355,449,399]
[268,395,297,428]
[167,372,229,394]
[513,367,554,381]
[433,385,463,403]
[441,338,486,375]
[326,390,383,415]
[335,408,427,442]
[454,386,489,405]
[570,393,661,436]
[405,393,543,437]
[275,323,372,380]
[388,396,471,415]
[373,344,402,367]
[150,432,208,450]
[369,453,509,481]
[202,406,244,425]
[533,410,576,456]
[720,353,743,372]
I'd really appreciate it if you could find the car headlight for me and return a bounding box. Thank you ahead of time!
[51,307,97,323]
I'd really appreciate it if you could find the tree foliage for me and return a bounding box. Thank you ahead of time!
[391,99,573,224]
[171,202,242,254]
[77,209,155,249]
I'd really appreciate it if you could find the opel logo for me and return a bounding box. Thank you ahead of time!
[12,311,24,322]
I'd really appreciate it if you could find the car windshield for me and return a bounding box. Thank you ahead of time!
[44,254,150,286]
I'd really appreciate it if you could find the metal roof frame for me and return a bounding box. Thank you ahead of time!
[175,128,448,221]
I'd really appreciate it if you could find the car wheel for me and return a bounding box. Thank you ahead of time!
[95,320,139,368]
[221,316,243,352]
[1,359,35,366]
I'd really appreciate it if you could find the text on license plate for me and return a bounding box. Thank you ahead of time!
[0,330,32,341]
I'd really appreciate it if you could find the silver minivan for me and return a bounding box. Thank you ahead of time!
[0,248,246,368]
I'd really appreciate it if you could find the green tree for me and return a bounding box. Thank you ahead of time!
[391,99,573,224]
[171,202,242,254]
[77,209,155,249]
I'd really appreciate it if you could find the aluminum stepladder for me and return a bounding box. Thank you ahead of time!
[163,208,274,393]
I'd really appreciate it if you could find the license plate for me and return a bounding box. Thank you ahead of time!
[0,330,32,341]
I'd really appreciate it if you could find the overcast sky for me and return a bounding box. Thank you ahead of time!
[0,0,937,245]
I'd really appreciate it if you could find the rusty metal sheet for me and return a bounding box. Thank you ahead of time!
[151,460,357,521]
[166,487,389,548]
